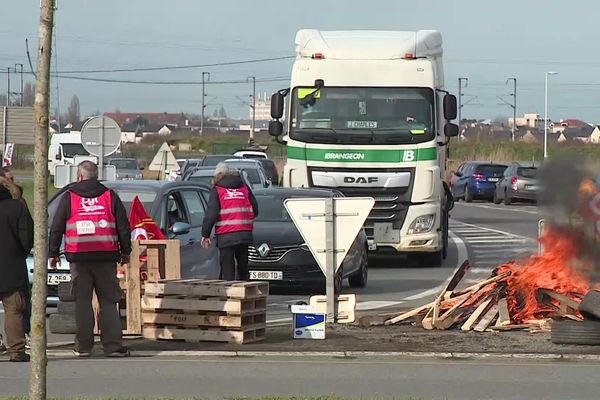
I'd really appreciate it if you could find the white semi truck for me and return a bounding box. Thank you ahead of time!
[269,30,458,266]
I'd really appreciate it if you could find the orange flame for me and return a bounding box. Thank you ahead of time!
[497,226,599,323]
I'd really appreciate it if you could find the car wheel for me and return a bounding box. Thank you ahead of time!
[504,189,512,205]
[493,190,502,205]
[464,185,473,203]
[348,250,368,288]
[551,319,600,345]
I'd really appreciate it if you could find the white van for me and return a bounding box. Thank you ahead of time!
[48,133,95,176]
[233,150,268,159]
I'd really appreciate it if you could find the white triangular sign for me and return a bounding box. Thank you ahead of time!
[284,197,374,275]
[148,142,180,171]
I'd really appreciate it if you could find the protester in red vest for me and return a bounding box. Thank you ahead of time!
[201,163,258,280]
[49,161,132,358]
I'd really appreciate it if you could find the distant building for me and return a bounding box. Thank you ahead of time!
[509,113,547,130]
[251,92,271,122]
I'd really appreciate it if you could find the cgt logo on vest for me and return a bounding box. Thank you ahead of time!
[223,188,246,200]
[80,197,105,213]
[344,176,378,184]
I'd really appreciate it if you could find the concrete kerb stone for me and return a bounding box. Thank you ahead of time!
[44,349,600,361]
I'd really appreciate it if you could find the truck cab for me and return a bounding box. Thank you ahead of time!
[48,133,94,176]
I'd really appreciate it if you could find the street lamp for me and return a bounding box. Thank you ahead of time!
[544,71,558,159]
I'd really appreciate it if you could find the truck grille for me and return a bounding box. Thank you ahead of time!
[248,245,299,262]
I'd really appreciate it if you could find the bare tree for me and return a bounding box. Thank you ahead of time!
[30,1,55,399]
[66,95,81,125]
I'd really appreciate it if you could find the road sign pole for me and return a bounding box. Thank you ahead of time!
[98,116,105,180]
[324,197,336,323]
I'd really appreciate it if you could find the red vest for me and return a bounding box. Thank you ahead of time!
[215,185,254,235]
[65,190,119,254]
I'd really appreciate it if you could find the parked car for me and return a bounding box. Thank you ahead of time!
[180,158,203,177]
[494,164,539,205]
[450,162,508,202]
[257,158,279,185]
[30,180,220,304]
[248,187,369,292]
[233,150,268,159]
[201,154,242,167]
[224,159,272,190]
[106,158,143,180]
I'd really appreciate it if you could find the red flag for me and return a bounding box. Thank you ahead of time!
[129,196,166,240]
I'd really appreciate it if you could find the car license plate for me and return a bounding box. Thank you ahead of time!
[488,177,499,182]
[47,273,71,285]
[525,185,538,190]
[249,271,283,280]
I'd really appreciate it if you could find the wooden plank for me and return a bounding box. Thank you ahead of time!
[144,281,268,300]
[474,304,499,332]
[432,260,471,325]
[146,247,161,282]
[126,243,142,335]
[139,239,170,245]
[452,272,510,298]
[385,302,433,325]
[142,311,266,329]
[164,240,181,280]
[141,297,266,314]
[489,324,535,331]
[460,295,494,331]
[538,289,580,311]
[495,298,511,327]
[142,325,266,344]
[434,292,474,329]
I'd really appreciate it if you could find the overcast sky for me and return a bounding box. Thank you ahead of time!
[2,0,600,122]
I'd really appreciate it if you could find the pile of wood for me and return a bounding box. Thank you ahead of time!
[142,279,268,344]
[381,261,582,332]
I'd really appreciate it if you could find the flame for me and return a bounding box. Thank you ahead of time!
[497,226,599,323]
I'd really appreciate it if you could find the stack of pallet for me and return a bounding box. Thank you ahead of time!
[142,279,268,344]
[383,261,582,332]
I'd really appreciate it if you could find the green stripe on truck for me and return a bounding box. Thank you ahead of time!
[287,146,437,163]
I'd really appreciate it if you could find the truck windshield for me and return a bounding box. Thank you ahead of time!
[61,143,88,158]
[290,87,435,144]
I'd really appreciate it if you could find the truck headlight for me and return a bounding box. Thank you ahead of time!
[408,214,435,234]
[136,173,143,179]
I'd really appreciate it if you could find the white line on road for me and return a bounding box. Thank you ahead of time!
[458,203,539,215]
[355,301,404,311]
[450,220,536,242]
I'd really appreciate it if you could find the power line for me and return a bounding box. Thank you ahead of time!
[54,56,294,74]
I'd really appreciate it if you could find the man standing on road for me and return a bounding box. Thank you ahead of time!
[50,161,132,357]
[201,162,258,280]
[0,173,33,362]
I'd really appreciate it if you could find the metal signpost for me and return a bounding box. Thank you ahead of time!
[284,197,374,322]
[80,115,121,179]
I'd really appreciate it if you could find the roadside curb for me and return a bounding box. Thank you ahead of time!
[45,349,600,361]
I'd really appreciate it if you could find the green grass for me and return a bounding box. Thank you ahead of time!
[18,180,59,210]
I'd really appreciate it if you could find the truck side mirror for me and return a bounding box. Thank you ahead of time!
[55,153,61,160]
[443,94,458,121]
[271,92,285,119]
[444,123,459,137]
[269,120,283,137]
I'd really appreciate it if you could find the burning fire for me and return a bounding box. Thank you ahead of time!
[497,226,600,323]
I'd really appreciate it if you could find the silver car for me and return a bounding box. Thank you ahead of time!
[106,158,143,180]
[494,164,538,205]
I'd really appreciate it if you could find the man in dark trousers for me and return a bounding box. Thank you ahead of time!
[0,174,33,362]
[50,161,132,357]
[201,162,258,280]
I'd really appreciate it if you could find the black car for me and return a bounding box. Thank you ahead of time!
[257,158,279,185]
[201,154,242,167]
[37,180,220,304]
[248,188,369,292]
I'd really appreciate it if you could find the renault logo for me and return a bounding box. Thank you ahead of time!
[257,243,271,258]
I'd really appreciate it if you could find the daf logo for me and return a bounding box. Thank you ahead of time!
[343,176,378,184]
[257,243,271,258]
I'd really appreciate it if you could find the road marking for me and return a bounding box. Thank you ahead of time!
[356,301,404,311]
[458,203,539,215]
[450,220,536,243]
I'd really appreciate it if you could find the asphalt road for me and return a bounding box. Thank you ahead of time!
[2,356,599,399]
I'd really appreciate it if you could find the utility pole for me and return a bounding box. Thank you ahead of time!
[458,78,468,141]
[507,78,517,142]
[15,63,24,106]
[200,71,210,135]
[30,1,55,399]
[247,76,256,141]
[6,66,12,105]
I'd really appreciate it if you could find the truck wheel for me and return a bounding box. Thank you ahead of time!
[464,185,473,203]
[551,319,600,345]
[49,313,77,334]
[348,251,368,288]
[420,251,443,268]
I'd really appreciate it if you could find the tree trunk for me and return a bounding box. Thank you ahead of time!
[30,1,55,399]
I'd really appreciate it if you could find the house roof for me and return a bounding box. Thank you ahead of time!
[559,119,591,128]
[562,126,595,140]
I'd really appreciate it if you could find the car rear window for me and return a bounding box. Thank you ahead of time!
[189,176,213,186]
[254,195,291,222]
[475,164,507,175]
[517,167,537,178]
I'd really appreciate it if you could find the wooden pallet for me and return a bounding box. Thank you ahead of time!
[142,296,267,314]
[143,325,266,344]
[142,310,266,329]
[144,279,268,300]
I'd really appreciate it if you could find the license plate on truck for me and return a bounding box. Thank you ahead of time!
[249,271,283,280]
[47,273,71,285]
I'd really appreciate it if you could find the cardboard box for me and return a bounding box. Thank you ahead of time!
[291,305,325,340]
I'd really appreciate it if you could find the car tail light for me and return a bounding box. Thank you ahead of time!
[473,173,485,181]
[511,176,518,190]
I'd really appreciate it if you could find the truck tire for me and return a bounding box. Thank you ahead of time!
[419,251,443,268]
[464,185,473,203]
[551,319,600,345]
[49,313,77,334]
[58,282,75,302]
[348,251,368,288]
[57,301,76,315]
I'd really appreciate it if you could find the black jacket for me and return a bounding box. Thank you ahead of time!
[49,179,132,263]
[0,178,34,294]
[201,174,258,248]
